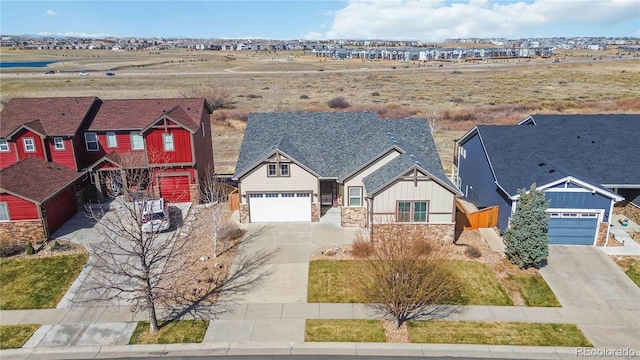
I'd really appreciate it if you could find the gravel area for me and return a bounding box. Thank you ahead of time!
[383,320,411,343]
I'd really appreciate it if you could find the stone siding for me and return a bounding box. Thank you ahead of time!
[595,222,609,246]
[189,184,200,205]
[0,220,47,244]
[312,202,320,222]
[372,223,455,243]
[613,201,640,225]
[239,203,249,223]
[341,206,367,227]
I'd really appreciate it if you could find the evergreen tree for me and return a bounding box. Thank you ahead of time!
[504,183,550,269]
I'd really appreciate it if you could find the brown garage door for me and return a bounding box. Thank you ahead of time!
[159,176,190,203]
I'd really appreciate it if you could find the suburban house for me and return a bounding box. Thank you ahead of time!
[84,98,214,203]
[0,96,100,171]
[452,114,640,246]
[233,112,462,241]
[0,157,84,242]
[0,96,214,242]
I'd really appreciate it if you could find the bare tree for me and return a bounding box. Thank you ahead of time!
[83,162,272,334]
[200,167,235,258]
[352,229,465,330]
[426,108,440,136]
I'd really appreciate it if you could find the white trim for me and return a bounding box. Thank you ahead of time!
[0,139,10,152]
[53,137,65,151]
[23,137,36,153]
[367,164,463,198]
[0,202,10,221]
[106,132,118,148]
[516,115,535,125]
[544,188,591,193]
[510,176,624,202]
[338,146,404,183]
[348,186,362,207]
[130,132,144,150]
[163,133,175,151]
[233,149,321,180]
[547,208,603,245]
[84,132,99,152]
[602,184,640,188]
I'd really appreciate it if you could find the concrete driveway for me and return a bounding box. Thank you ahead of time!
[53,201,192,308]
[539,245,640,348]
[236,222,359,304]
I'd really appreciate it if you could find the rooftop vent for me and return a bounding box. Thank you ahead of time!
[548,169,556,174]
[415,161,423,166]
[538,162,545,167]
[591,141,595,144]
[410,155,417,160]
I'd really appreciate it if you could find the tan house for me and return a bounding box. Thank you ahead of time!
[232,112,462,241]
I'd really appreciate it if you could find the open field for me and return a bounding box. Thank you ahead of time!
[2,48,638,174]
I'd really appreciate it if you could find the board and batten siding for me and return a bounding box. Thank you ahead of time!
[546,191,613,220]
[344,150,400,198]
[240,161,317,204]
[372,178,455,224]
[458,132,512,230]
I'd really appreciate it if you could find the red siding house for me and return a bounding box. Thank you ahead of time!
[0,97,100,171]
[0,157,83,243]
[84,98,213,204]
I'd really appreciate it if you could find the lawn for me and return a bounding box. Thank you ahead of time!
[308,260,512,306]
[0,324,40,349]
[305,320,385,342]
[408,321,592,347]
[510,274,561,307]
[611,256,640,287]
[0,254,88,310]
[129,320,209,344]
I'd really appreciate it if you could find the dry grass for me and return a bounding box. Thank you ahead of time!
[305,319,386,342]
[0,324,40,349]
[128,320,208,344]
[408,321,592,347]
[611,256,640,287]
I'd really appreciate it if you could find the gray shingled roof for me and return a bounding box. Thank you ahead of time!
[473,114,640,196]
[234,112,456,194]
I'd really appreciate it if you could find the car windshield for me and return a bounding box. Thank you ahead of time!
[144,212,165,222]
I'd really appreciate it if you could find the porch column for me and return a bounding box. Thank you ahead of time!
[94,172,104,201]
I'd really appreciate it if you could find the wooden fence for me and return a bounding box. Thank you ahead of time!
[455,200,498,231]
[228,189,239,211]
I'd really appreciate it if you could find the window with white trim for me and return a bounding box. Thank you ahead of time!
[163,133,175,151]
[348,187,362,207]
[131,132,144,150]
[106,132,118,148]
[53,137,65,150]
[23,138,36,152]
[0,139,9,152]
[267,164,277,177]
[0,202,9,221]
[85,132,99,151]
[397,201,429,223]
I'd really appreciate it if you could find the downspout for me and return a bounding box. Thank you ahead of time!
[605,200,615,247]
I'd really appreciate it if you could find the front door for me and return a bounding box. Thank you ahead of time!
[320,181,337,206]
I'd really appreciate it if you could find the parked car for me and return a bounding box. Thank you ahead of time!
[44,70,55,74]
[141,198,170,233]
[105,72,116,76]
[79,72,89,76]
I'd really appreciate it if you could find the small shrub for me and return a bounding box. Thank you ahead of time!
[351,238,374,258]
[451,70,463,74]
[0,243,26,258]
[300,94,309,99]
[371,91,380,96]
[328,96,350,109]
[25,241,35,255]
[465,246,482,259]
[246,94,262,99]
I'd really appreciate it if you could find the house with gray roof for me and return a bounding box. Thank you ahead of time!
[233,112,462,241]
[453,114,640,246]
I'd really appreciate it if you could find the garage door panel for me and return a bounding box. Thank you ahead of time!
[548,217,598,245]
[249,192,311,222]
[160,176,190,203]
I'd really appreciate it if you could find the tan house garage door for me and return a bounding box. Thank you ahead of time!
[249,192,311,222]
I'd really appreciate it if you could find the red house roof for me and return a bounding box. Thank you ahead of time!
[0,97,98,138]
[0,157,82,204]
[89,98,206,131]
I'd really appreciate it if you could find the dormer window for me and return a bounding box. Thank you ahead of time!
[85,133,99,151]
[53,137,65,150]
[163,133,175,151]
[131,132,144,150]
[266,153,291,177]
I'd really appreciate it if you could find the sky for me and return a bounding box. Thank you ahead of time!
[1,1,638,41]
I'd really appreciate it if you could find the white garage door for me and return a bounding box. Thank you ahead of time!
[249,192,312,222]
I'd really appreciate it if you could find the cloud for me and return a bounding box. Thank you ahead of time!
[306,0,639,40]
[46,9,58,16]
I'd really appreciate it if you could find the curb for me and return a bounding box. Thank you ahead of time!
[0,342,589,360]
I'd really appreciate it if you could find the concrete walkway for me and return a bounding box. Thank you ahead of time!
[478,227,505,253]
